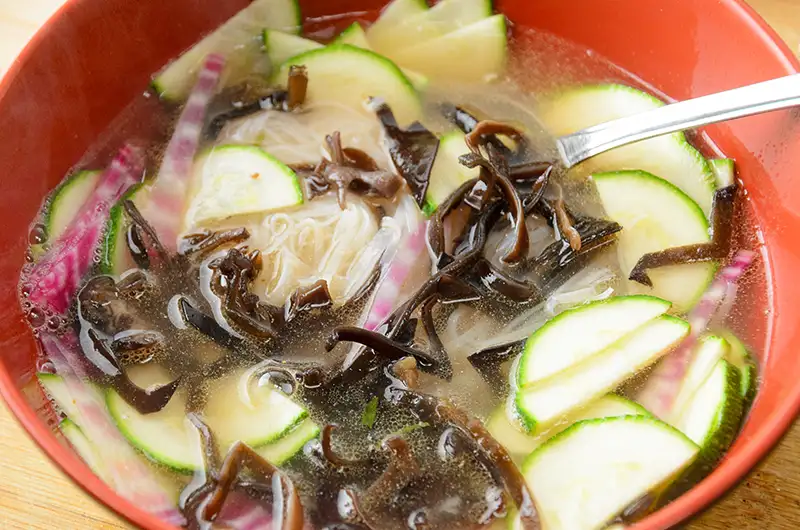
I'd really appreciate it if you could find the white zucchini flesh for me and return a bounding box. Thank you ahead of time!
[264,30,322,67]
[184,145,303,229]
[333,22,372,48]
[107,365,308,472]
[152,0,302,101]
[368,0,493,57]
[593,170,716,313]
[538,84,716,215]
[515,316,689,431]
[389,15,508,83]
[521,416,699,530]
[721,330,758,405]
[39,373,83,424]
[273,44,423,126]
[333,23,431,90]
[667,335,729,420]
[516,295,672,387]
[488,394,651,460]
[268,28,430,91]
[672,359,743,462]
[60,419,110,483]
[424,130,479,214]
[366,0,430,47]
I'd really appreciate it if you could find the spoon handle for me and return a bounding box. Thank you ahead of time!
[557,73,800,168]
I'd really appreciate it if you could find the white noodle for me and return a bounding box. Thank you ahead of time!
[218,101,390,168]
[249,196,380,305]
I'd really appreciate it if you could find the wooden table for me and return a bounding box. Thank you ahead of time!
[2,1,800,529]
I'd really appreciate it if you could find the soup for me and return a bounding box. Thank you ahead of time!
[20,0,763,529]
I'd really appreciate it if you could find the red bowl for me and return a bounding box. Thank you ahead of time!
[1,1,798,528]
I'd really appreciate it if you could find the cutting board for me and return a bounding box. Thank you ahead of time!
[1,1,800,529]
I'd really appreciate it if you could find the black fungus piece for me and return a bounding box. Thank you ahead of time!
[373,100,440,207]
[206,67,309,139]
[549,183,582,252]
[111,330,164,365]
[124,200,175,269]
[180,228,250,258]
[126,224,151,270]
[202,442,305,530]
[386,202,504,342]
[387,389,541,530]
[427,178,480,262]
[441,104,514,157]
[322,132,405,208]
[473,259,539,302]
[460,143,529,263]
[178,297,245,350]
[629,185,736,286]
[467,340,526,395]
[84,328,179,414]
[525,216,622,294]
[321,424,369,467]
[326,326,440,371]
[420,298,454,381]
[286,279,333,322]
[287,65,308,110]
[214,248,282,339]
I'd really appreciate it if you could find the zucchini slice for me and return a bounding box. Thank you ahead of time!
[721,330,758,406]
[269,29,430,91]
[710,158,736,189]
[516,295,672,387]
[672,359,743,464]
[333,23,430,89]
[60,419,110,482]
[184,145,303,229]
[488,394,650,461]
[107,365,309,472]
[152,0,301,101]
[667,335,729,418]
[263,30,321,67]
[100,184,143,276]
[520,416,699,530]
[333,22,372,48]
[39,373,82,423]
[515,316,689,431]
[538,84,716,215]
[274,44,423,126]
[368,0,492,58]
[32,170,101,260]
[366,0,430,51]
[424,130,479,214]
[389,14,508,83]
[257,419,320,465]
[43,170,101,244]
[593,170,716,312]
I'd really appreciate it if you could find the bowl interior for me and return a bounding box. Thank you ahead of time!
[0,1,799,529]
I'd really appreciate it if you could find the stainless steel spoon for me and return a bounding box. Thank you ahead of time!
[556,74,800,168]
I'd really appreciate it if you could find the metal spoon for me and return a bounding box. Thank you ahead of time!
[557,73,800,168]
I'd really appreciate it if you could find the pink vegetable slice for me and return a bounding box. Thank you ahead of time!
[364,194,429,331]
[143,54,225,250]
[42,332,185,526]
[638,251,756,419]
[26,144,143,314]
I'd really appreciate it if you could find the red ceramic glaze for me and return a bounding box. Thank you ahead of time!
[0,1,798,529]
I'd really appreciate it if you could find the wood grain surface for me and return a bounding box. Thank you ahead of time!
[1,1,800,529]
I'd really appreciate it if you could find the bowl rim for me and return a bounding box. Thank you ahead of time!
[1,1,799,529]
